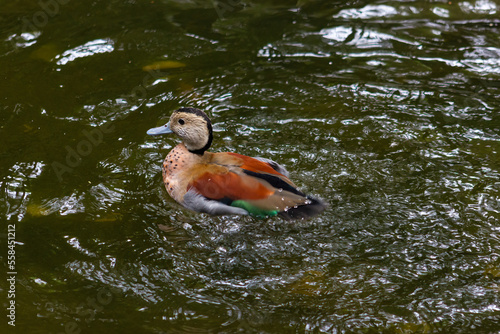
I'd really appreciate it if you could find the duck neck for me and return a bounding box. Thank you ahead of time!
[187,122,213,155]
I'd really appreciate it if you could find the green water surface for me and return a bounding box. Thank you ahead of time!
[1,0,499,333]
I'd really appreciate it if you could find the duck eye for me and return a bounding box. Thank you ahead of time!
[178,119,185,125]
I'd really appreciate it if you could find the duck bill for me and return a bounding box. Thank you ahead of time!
[147,122,172,136]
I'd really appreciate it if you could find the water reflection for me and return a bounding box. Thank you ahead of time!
[56,38,114,66]
[1,0,500,332]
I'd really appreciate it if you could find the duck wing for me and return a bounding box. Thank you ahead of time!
[183,153,326,219]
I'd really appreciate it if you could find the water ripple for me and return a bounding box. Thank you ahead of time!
[2,0,500,332]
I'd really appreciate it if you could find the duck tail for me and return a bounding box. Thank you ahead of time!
[278,196,328,220]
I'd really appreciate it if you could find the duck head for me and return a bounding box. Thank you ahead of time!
[147,107,213,155]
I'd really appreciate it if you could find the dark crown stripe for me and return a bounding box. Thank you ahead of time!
[176,107,211,124]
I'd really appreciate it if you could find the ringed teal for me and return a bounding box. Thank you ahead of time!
[147,107,326,220]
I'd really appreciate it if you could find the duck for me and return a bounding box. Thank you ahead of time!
[147,107,326,220]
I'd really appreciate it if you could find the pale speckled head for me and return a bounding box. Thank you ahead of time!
[147,107,213,155]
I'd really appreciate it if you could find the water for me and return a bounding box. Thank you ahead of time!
[1,0,500,333]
